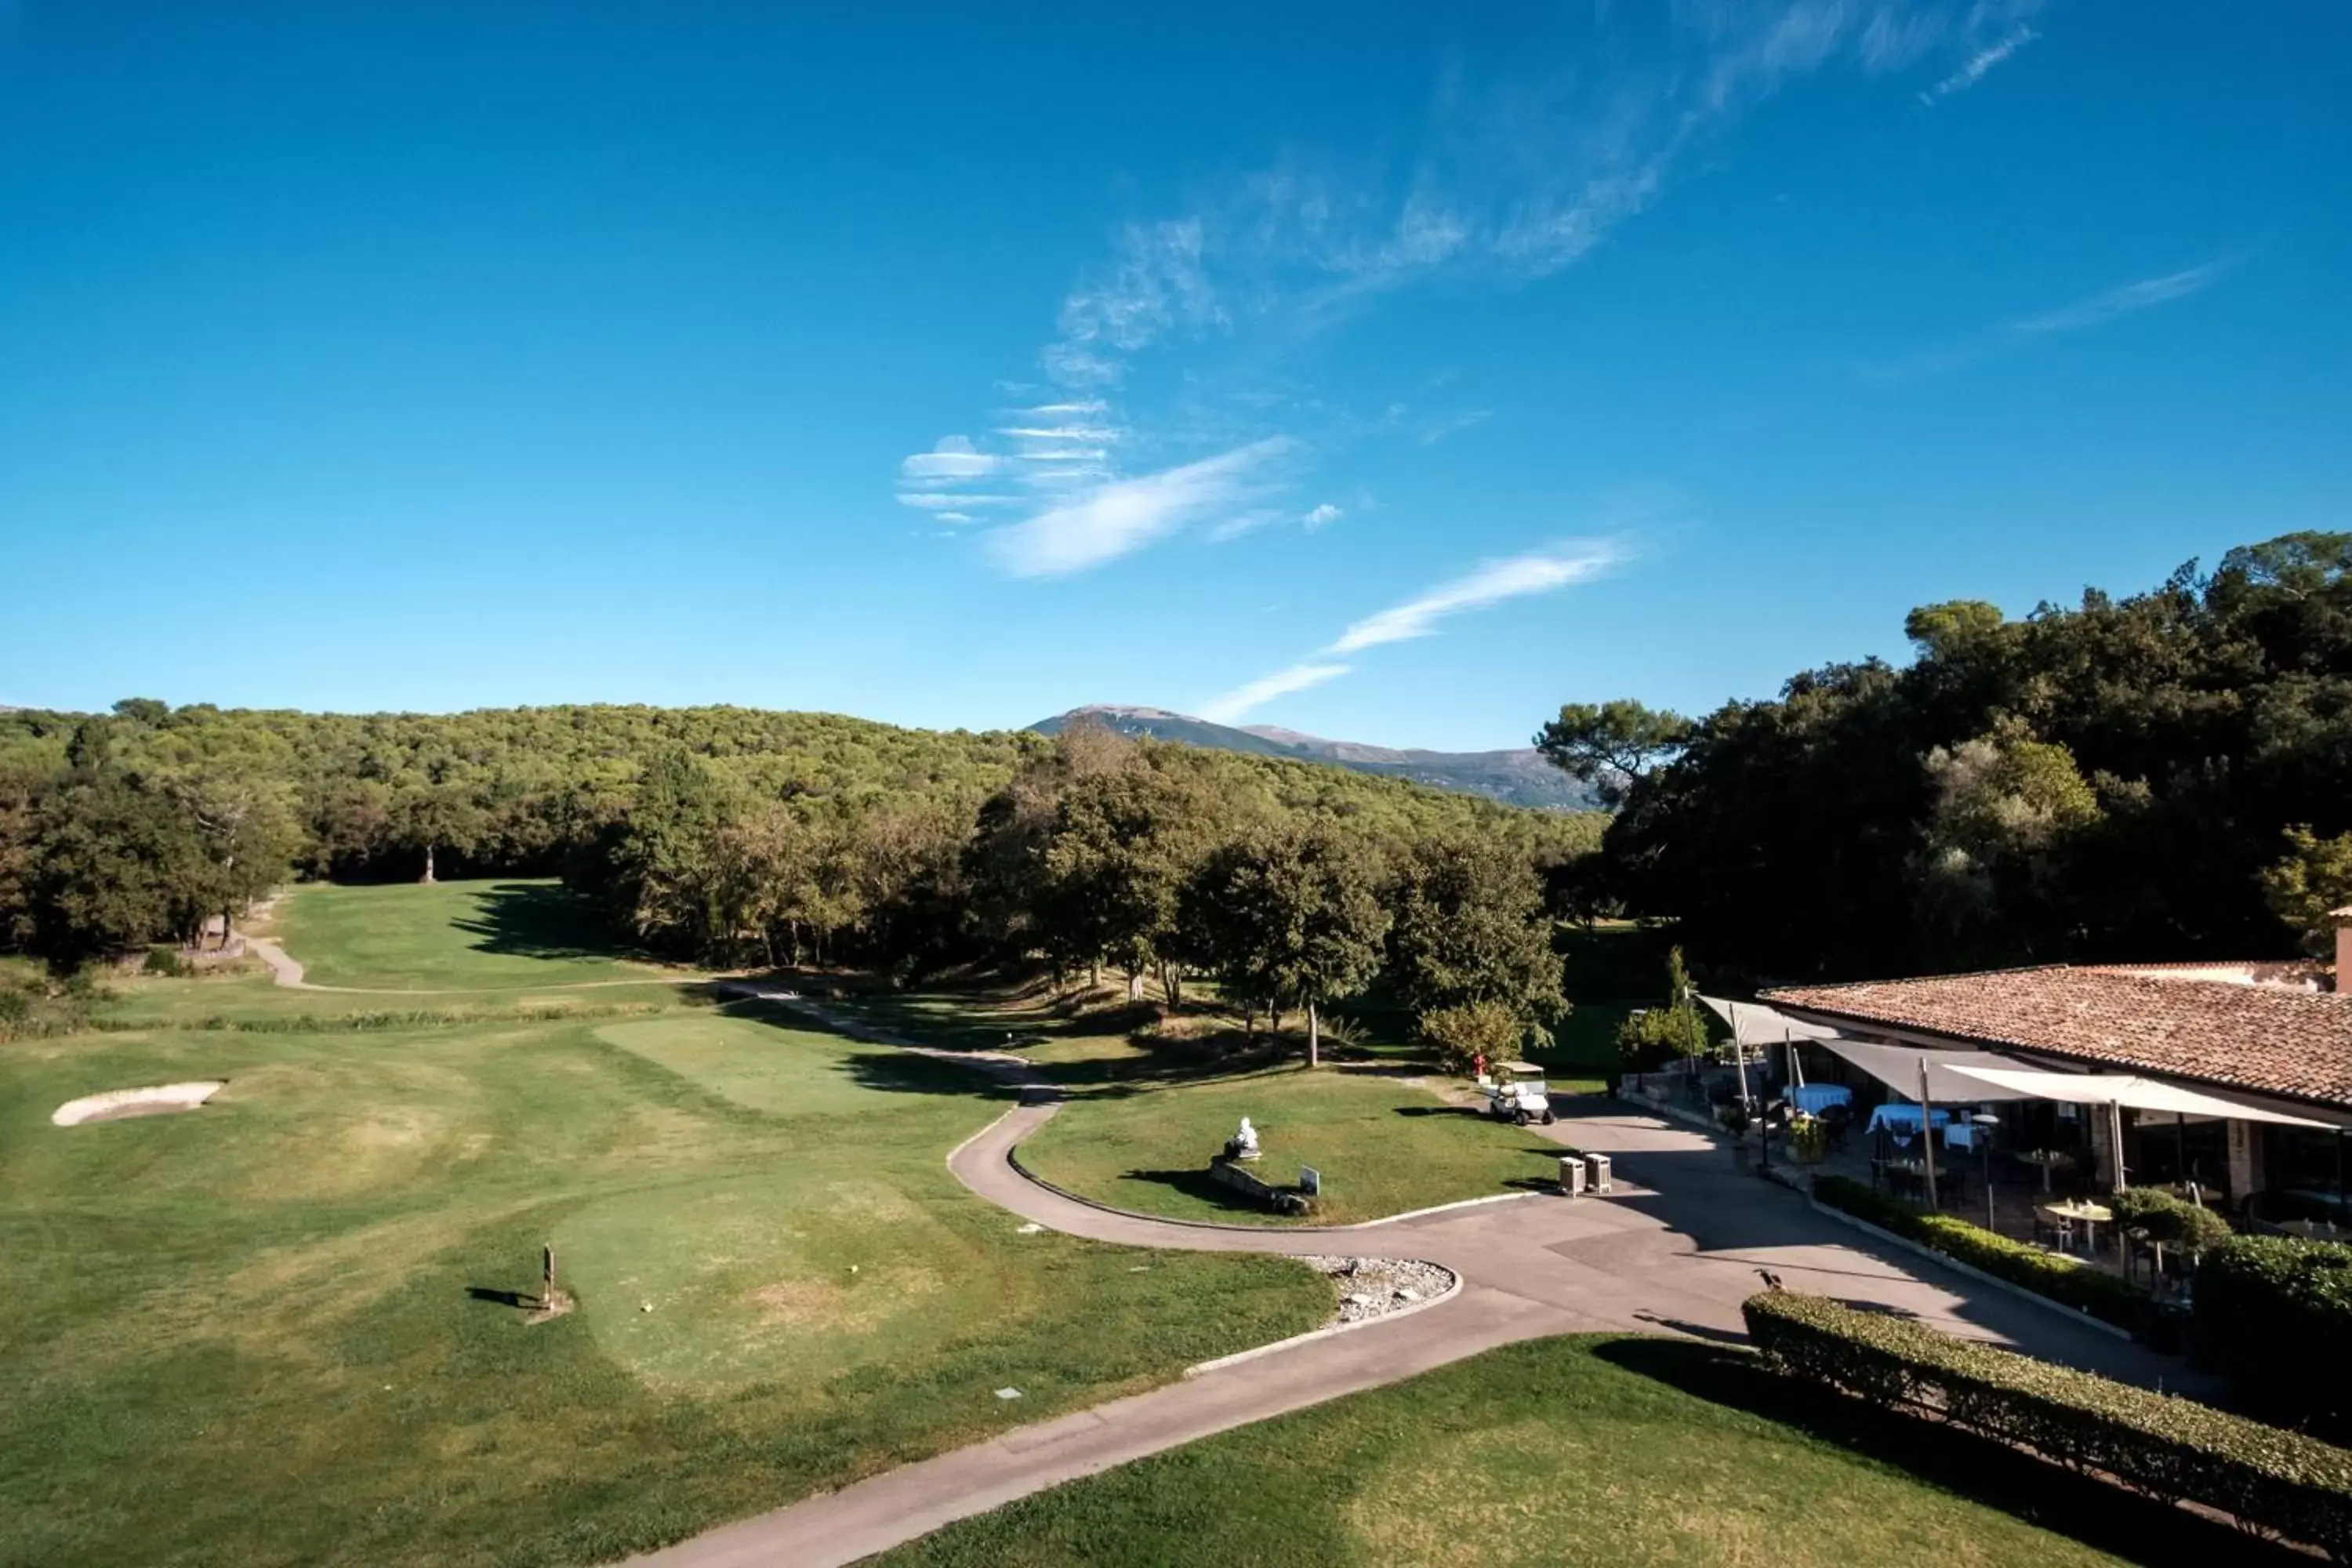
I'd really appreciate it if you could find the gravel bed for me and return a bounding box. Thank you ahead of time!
[1298,1255,1457,1324]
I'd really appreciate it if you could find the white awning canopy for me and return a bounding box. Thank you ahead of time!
[1815,1036,2051,1102]
[1700,996,1843,1047]
[1814,1036,2346,1129]
[1944,1064,2344,1130]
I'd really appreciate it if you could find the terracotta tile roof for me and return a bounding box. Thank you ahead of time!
[1762,966,2352,1109]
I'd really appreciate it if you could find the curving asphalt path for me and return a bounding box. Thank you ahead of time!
[627,995,2204,1568]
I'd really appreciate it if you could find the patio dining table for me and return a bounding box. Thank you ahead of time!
[1788,1083,1853,1115]
[2277,1218,2346,1240]
[2039,1200,2114,1257]
[2016,1149,2076,1194]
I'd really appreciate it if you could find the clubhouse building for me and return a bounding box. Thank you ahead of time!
[1757,930,2352,1224]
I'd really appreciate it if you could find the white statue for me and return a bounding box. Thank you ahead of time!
[1229,1116,1262,1161]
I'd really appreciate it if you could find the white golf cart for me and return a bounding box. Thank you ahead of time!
[1481,1062,1555,1126]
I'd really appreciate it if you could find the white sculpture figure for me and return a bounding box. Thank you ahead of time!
[1229,1116,1262,1161]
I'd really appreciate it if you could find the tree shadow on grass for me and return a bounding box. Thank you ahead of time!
[1117,1167,1294,1217]
[1392,1104,1486,1120]
[1592,1338,2305,1568]
[452,882,651,964]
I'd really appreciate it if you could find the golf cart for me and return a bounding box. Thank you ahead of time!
[1482,1062,1555,1126]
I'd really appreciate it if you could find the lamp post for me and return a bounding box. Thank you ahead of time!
[1973,1112,2001,1233]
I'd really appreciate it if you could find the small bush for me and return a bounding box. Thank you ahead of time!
[1813,1174,2147,1330]
[1418,999,1523,1076]
[144,945,187,978]
[1745,1290,2352,1558]
[2196,1235,2352,1439]
[1788,1112,1830,1164]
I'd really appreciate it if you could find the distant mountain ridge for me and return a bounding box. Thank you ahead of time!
[1029,705,1597,812]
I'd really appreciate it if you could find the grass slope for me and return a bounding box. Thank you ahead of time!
[874,1335,2298,1568]
[269,880,675,990]
[0,885,1328,1567]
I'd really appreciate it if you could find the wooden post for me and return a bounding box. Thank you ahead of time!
[542,1243,557,1307]
[1918,1059,1940,1210]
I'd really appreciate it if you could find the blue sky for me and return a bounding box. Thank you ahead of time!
[2,2,2347,750]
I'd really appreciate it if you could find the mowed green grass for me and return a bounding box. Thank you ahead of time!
[0,890,1330,1568]
[1016,1063,1563,1225]
[875,1335,2290,1568]
[269,879,681,990]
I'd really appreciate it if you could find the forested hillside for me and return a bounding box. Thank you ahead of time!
[1557,532,2352,982]
[0,703,1602,1018]
[1033,705,1595,810]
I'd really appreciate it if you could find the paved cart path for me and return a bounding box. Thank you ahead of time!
[630,992,2200,1568]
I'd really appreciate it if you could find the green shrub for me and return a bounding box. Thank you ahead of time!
[144,945,187,978]
[1744,1290,2352,1559]
[1417,999,1522,1076]
[1788,1112,1830,1164]
[2196,1235,2352,1439]
[2108,1186,2234,1253]
[1813,1174,2147,1331]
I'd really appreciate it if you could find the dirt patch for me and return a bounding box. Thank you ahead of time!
[53,1082,227,1127]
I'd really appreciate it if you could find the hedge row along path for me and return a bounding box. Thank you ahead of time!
[631,989,2216,1568]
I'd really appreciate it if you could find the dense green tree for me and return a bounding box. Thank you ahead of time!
[27,768,211,963]
[1390,834,1565,1032]
[1590,531,2352,978]
[390,775,487,884]
[1186,823,1390,1068]
[1534,699,1695,807]
[2262,826,2352,960]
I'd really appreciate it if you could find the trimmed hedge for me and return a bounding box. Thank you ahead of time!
[2107,1185,2234,1252]
[1744,1290,2352,1559]
[1813,1174,2147,1331]
[2197,1235,2352,1438]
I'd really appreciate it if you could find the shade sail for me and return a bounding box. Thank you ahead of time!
[1700,996,1843,1047]
[1814,1036,2050,1102]
[1945,1064,2344,1130]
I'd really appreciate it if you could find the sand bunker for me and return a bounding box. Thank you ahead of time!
[53,1081,227,1127]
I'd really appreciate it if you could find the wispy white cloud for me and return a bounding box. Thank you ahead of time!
[2007,263,2228,335]
[1201,540,1624,721]
[906,2,2048,577]
[1199,661,1353,724]
[899,435,1006,481]
[985,438,1294,579]
[1327,543,1621,655]
[897,492,1022,511]
[1303,503,1344,530]
[1864,258,2231,385]
[1417,409,1493,447]
[1920,24,2037,103]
